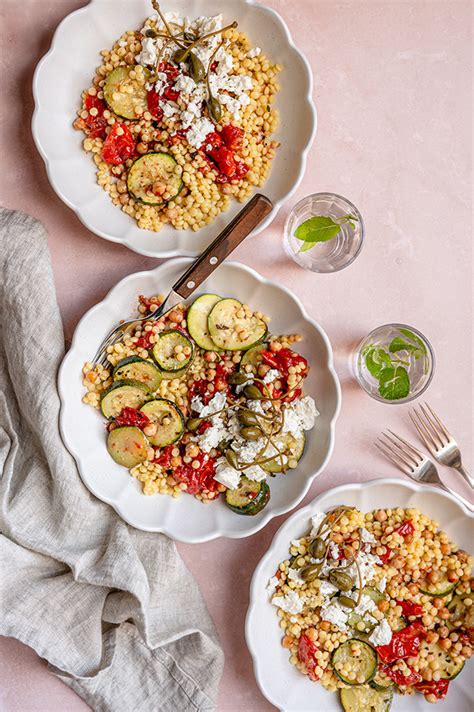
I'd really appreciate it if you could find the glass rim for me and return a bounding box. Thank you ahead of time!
[284,192,365,273]
[354,322,436,404]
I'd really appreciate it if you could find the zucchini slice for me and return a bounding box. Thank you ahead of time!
[239,342,269,372]
[101,379,150,419]
[340,686,393,712]
[332,640,378,685]
[447,593,474,630]
[370,670,394,691]
[127,153,183,205]
[103,65,149,120]
[107,426,148,468]
[187,294,223,351]
[159,365,189,381]
[113,356,162,392]
[363,586,386,605]
[152,330,193,372]
[420,640,465,680]
[261,432,305,474]
[207,298,267,351]
[225,477,270,515]
[419,573,458,597]
[347,612,377,634]
[140,399,184,447]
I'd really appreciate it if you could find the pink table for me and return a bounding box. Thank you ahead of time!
[0,1,472,709]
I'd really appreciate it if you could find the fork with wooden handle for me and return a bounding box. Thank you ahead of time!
[92,193,273,366]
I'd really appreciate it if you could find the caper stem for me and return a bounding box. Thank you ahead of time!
[183,21,237,63]
[151,1,187,47]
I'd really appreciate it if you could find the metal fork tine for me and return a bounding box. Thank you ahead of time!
[374,440,411,475]
[409,410,436,454]
[424,403,451,444]
[420,403,445,450]
[379,433,417,469]
[385,430,422,465]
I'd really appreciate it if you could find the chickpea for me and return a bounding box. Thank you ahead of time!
[439,638,452,651]
[408,583,420,595]
[432,597,444,609]
[427,570,440,584]
[320,621,331,632]
[378,600,389,613]
[374,509,388,523]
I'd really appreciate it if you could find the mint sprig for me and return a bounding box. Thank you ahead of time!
[378,366,410,400]
[363,341,417,401]
[294,214,358,253]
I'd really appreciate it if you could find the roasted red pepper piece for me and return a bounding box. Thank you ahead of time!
[158,61,179,81]
[202,131,224,150]
[379,546,393,563]
[197,420,212,435]
[393,520,415,537]
[147,88,163,120]
[102,122,135,165]
[221,124,245,151]
[415,679,450,700]
[382,664,422,687]
[153,444,174,469]
[377,621,426,663]
[83,95,108,139]
[135,331,154,350]
[208,146,237,178]
[162,85,179,102]
[173,452,219,495]
[298,634,321,681]
[115,407,150,429]
[397,600,424,617]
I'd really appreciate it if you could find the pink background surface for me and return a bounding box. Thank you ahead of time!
[0,0,472,710]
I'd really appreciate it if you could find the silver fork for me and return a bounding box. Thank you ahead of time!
[409,403,473,489]
[375,430,473,512]
[92,193,273,366]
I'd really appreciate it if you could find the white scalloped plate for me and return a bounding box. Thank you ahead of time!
[32,0,316,258]
[58,259,341,542]
[246,479,473,712]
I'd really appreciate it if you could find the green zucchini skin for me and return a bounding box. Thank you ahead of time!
[140,399,184,447]
[127,153,183,205]
[239,342,268,372]
[113,356,162,392]
[100,379,150,419]
[103,65,149,120]
[261,432,305,474]
[419,574,457,597]
[107,426,149,468]
[187,294,223,351]
[152,330,194,372]
[225,477,270,515]
[207,298,267,351]
[421,640,465,680]
[340,685,393,712]
[332,639,378,685]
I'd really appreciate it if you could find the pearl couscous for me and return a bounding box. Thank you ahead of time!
[268,506,473,709]
[74,4,280,233]
[83,292,318,513]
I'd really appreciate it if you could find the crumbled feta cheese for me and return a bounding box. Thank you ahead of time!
[243,465,267,482]
[186,116,215,148]
[281,407,303,438]
[266,575,279,598]
[369,618,393,647]
[213,459,241,490]
[378,577,387,593]
[235,378,253,395]
[191,391,226,418]
[162,102,179,118]
[291,539,302,548]
[197,419,227,452]
[310,512,327,538]
[328,541,340,560]
[320,602,348,630]
[136,37,158,67]
[360,527,377,545]
[353,594,376,616]
[272,589,304,615]
[263,369,281,384]
[291,396,319,430]
[287,568,304,585]
[319,580,338,599]
[247,47,261,58]
[174,74,197,94]
[345,551,382,588]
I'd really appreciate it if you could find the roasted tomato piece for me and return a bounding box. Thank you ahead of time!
[220,124,245,151]
[415,679,450,700]
[115,407,150,429]
[147,88,163,120]
[102,122,135,165]
[393,520,415,537]
[208,146,237,178]
[153,444,174,469]
[377,621,426,663]
[173,453,219,495]
[397,600,424,617]
[382,664,422,687]
[83,95,108,139]
[298,633,321,681]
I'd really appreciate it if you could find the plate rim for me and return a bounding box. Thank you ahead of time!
[245,477,474,710]
[58,257,341,542]
[32,0,317,258]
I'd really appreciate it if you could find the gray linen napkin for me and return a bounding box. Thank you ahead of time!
[0,208,224,711]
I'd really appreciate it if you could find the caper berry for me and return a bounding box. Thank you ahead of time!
[207,96,222,123]
[225,449,239,469]
[189,52,206,82]
[186,417,202,431]
[309,537,327,560]
[238,410,260,426]
[300,563,322,582]
[328,570,355,592]
[240,426,263,441]
[145,29,157,38]
[173,47,189,64]
[229,372,249,385]
[243,384,263,400]
[339,595,356,609]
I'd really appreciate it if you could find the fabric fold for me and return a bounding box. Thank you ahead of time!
[0,208,224,711]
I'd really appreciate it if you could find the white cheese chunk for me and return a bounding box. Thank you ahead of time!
[247,47,261,58]
[185,117,215,148]
[136,37,158,67]
[242,465,267,482]
[309,511,327,538]
[272,589,304,615]
[287,568,304,585]
[266,575,279,598]
[360,527,377,545]
[320,602,348,631]
[368,618,393,647]
[378,576,387,593]
[319,580,338,599]
[213,459,240,490]
[263,369,281,384]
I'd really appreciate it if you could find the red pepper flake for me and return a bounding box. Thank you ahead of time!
[381,664,422,687]
[396,600,424,617]
[102,122,135,165]
[115,407,150,429]
[377,621,426,663]
[83,95,108,139]
[173,452,219,495]
[298,634,322,681]
[415,679,450,700]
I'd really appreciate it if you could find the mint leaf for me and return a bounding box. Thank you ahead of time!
[294,216,342,243]
[364,347,392,378]
[389,337,423,359]
[399,328,427,356]
[300,239,319,252]
[378,366,410,400]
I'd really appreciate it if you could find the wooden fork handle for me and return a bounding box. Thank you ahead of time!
[172,193,273,299]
